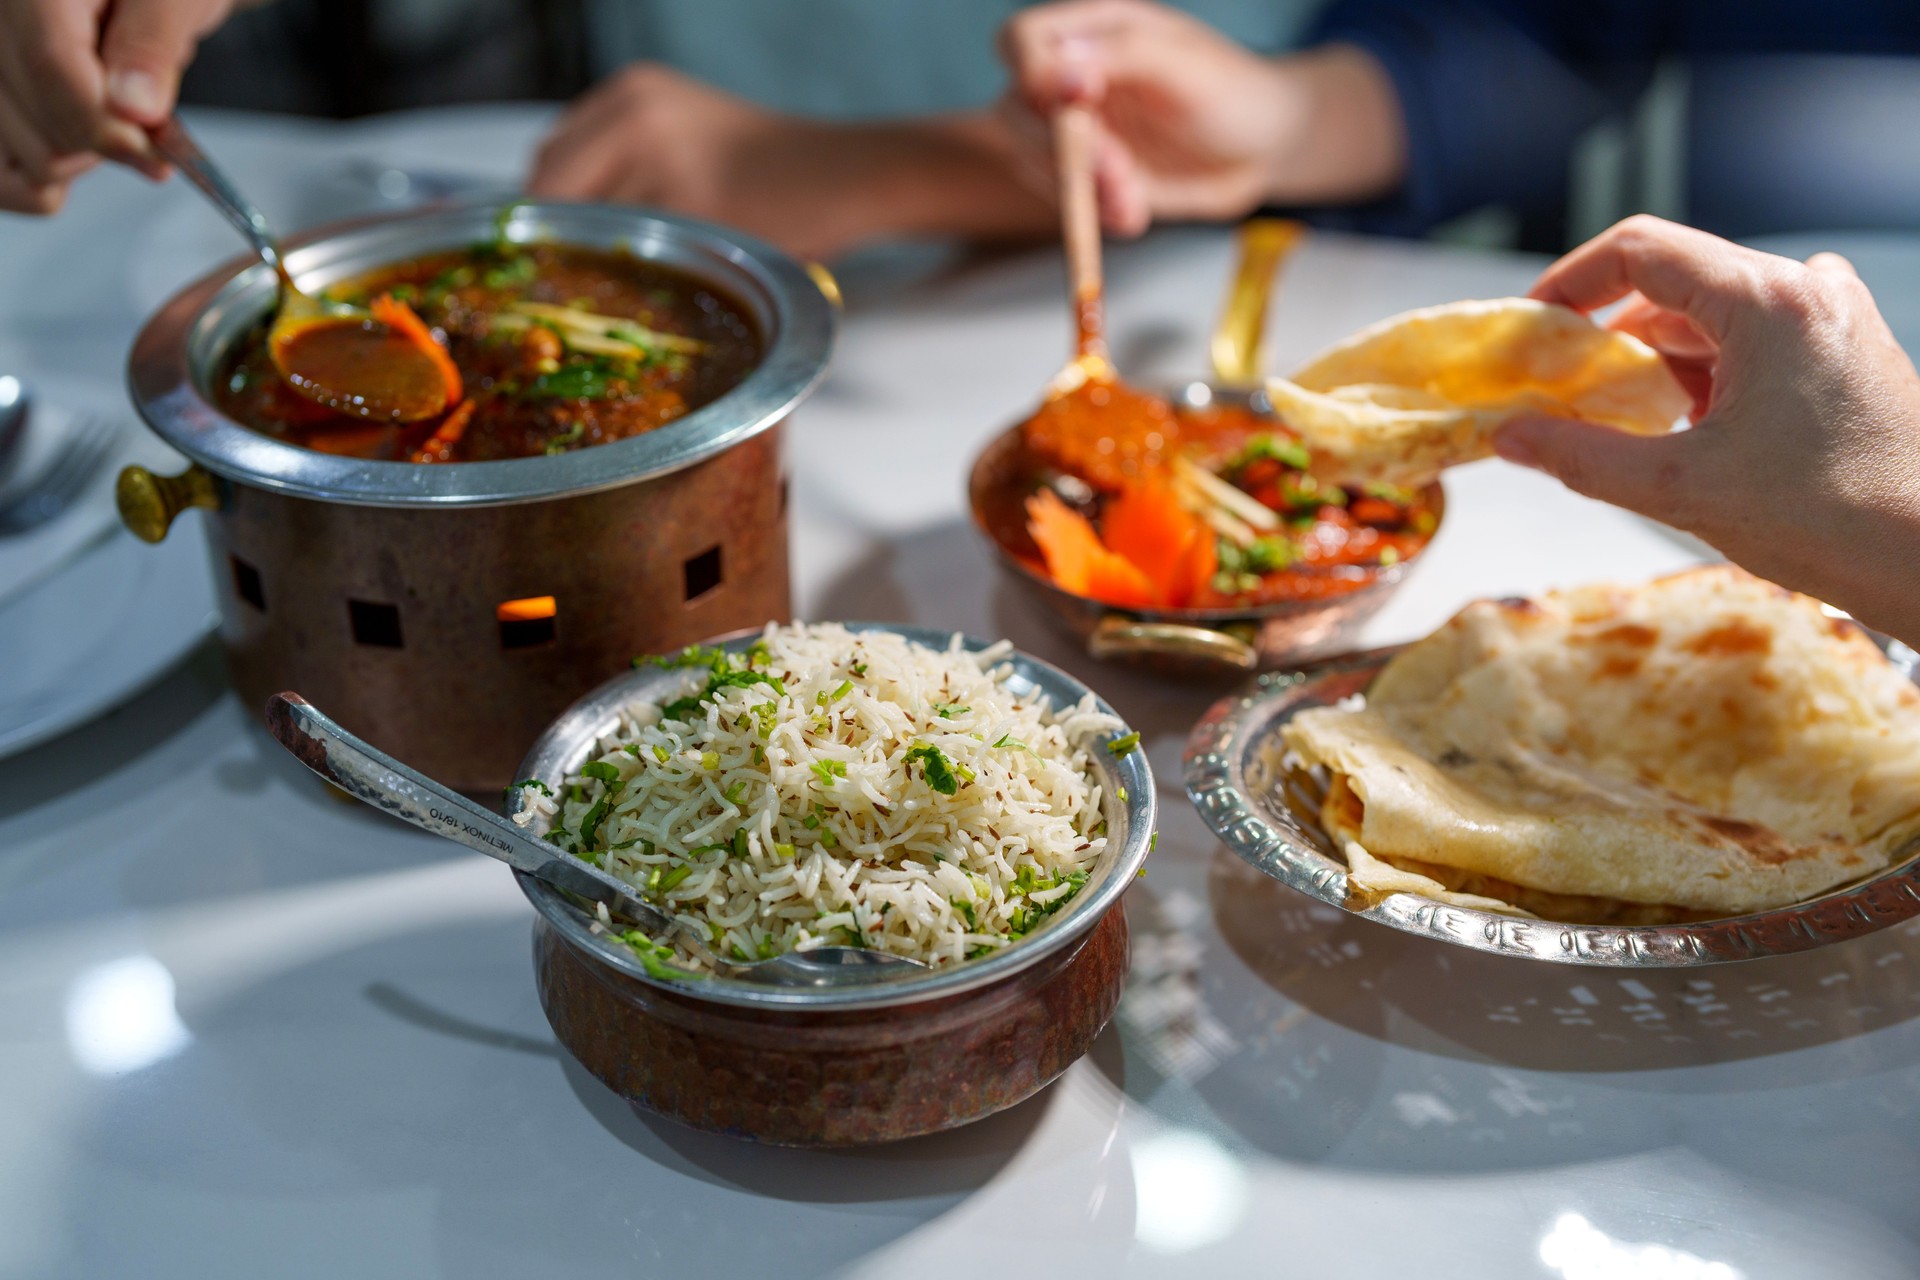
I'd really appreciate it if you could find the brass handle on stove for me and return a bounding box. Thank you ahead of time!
[1088,617,1259,672]
[1210,217,1306,388]
[117,462,218,543]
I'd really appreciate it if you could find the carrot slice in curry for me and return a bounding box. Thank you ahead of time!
[1101,479,1213,606]
[408,398,478,464]
[1025,489,1154,608]
[1174,519,1218,606]
[371,293,463,407]
[1081,549,1158,609]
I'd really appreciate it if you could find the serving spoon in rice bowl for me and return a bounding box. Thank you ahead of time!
[264,692,926,985]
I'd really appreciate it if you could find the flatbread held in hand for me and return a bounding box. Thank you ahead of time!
[1267,298,1691,488]
[1280,566,1920,921]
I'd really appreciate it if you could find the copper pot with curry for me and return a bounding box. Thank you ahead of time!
[119,202,836,791]
[969,219,1444,677]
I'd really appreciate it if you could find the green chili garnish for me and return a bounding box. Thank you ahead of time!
[1223,432,1312,474]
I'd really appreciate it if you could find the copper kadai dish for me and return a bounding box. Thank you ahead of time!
[510,625,1157,1146]
[117,203,835,791]
[969,381,1447,679]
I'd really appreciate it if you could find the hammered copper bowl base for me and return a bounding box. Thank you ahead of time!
[532,903,1130,1147]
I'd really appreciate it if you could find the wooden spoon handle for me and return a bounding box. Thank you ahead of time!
[1054,103,1107,365]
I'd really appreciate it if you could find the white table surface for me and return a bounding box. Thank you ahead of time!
[5,107,1920,1280]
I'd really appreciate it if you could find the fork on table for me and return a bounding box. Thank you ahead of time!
[0,415,120,537]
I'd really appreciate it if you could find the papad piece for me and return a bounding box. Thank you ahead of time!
[1268,298,1690,487]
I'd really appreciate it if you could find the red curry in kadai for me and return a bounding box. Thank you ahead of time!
[1014,396,1438,611]
[214,240,761,463]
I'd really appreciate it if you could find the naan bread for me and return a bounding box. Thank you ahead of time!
[1268,298,1691,488]
[1281,566,1920,917]
[1340,839,1537,918]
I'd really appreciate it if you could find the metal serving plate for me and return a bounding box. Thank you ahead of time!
[510,623,1157,1009]
[1184,644,1920,967]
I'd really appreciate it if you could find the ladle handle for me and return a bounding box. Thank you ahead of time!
[262,691,674,933]
[151,116,291,287]
[1054,103,1108,367]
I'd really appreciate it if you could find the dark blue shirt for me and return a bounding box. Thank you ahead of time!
[1306,0,1920,235]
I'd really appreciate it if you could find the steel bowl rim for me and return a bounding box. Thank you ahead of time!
[1183,645,1920,967]
[126,200,836,508]
[512,621,1156,1010]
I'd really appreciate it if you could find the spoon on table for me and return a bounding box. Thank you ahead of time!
[151,117,456,424]
[0,375,27,485]
[1022,105,1179,491]
[262,692,928,986]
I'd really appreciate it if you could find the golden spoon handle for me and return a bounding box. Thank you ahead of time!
[1211,217,1307,387]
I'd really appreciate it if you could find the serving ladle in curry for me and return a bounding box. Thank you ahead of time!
[151,117,453,423]
[263,692,928,986]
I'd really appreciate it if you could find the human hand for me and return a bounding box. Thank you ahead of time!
[529,65,871,261]
[0,0,236,213]
[998,0,1403,235]
[1494,215,1920,644]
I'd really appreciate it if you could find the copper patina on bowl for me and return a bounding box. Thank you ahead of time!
[509,623,1156,1146]
[120,202,836,792]
[969,381,1445,678]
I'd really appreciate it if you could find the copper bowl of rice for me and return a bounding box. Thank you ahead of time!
[507,621,1155,1146]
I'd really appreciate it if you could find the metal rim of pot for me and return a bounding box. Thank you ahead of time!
[510,622,1158,1012]
[124,200,838,510]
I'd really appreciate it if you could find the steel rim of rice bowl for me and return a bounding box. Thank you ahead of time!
[510,623,1158,1011]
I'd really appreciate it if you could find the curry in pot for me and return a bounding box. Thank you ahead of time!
[214,241,762,462]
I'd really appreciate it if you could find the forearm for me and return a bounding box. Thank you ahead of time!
[797,112,1055,253]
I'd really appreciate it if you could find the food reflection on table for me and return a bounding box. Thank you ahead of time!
[215,239,762,463]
